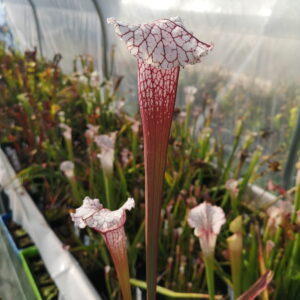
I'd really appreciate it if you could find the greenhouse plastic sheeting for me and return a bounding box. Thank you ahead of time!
[3,0,109,74]
[3,0,300,79]
[0,148,102,300]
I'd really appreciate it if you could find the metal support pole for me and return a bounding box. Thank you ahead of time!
[283,109,300,189]
[27,0,43,57]
[90,0,109,79]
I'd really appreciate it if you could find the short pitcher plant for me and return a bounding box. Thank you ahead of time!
[188,202,226,300]
[71,197,135,300]
[108,16,213,299]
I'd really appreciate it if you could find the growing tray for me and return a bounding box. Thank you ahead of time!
[1,213,34,251]
[20,246,59,300]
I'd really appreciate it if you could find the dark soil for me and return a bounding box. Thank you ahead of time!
[26,253,59,300]
[5,218,34,249]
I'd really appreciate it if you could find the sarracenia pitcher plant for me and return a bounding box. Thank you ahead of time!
[108,16,213,299]
[71,197,135,300]
[188,202,226,300]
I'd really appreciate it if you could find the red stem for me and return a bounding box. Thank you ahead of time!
[138,60,180,300]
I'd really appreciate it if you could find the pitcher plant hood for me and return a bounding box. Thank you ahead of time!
[70,196,135,233]
[188,202,226,255]
[107,17,213,69]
